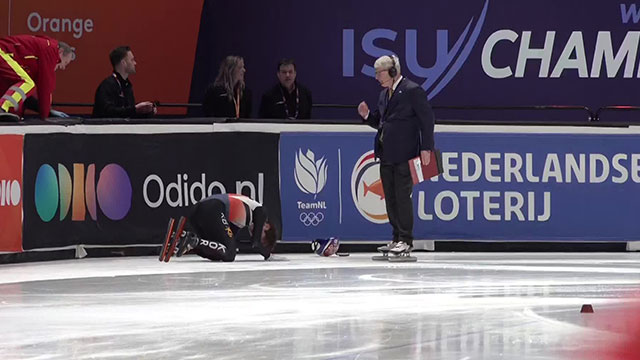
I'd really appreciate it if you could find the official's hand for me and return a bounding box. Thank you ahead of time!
[420,150,431,166]
[357,101,369,119]
[135,101,155,114]
[49,109,70,118]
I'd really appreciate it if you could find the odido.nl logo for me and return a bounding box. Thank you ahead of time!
[34,163,132,222]
[351,150,388,224]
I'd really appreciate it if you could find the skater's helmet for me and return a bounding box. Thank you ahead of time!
[311,237,340,256]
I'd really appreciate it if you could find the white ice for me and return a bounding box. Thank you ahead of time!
[1,252,639,359]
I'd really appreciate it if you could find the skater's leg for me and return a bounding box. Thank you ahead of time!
[189,200,237,262]
[193,236,237,262]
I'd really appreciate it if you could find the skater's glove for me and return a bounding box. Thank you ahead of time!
[265,254,288,261]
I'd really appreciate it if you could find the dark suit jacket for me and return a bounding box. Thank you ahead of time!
[202,84,252,118]
[363,77,435,163]
[259,82,312,119]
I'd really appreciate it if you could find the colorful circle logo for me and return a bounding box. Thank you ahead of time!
[34,164,59,222]
[351,151,388,224]
[34,163,132,222]
[97,164,132,221]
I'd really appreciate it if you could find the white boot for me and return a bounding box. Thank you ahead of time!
[377,241,397,252]
[389,241,412,254]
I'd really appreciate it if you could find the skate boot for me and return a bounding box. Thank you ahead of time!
[376,241,397,252]
[388,241,417,262]
[176,231,199,257]
[372,241,397,261]
[0,110,22,122]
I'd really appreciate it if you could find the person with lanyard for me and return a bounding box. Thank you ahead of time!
[202,55,252,119]
[164,193,283,262]
[92,46,156,118]
[259,58,312,120]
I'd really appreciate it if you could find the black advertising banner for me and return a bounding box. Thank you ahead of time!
[22,133,281,250]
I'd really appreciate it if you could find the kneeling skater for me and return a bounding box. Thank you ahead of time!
[160,193,278,262]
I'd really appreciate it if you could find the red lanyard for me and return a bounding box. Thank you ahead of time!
[112,73,125,98]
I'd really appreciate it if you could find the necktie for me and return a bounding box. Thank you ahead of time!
[381,88,394,144]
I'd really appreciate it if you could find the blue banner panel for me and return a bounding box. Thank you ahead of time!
[280,132,640,242]
[192,0,640,120]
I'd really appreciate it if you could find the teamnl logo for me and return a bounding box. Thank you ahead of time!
[351,151,388,224]
[34,163,132,222]
[342,0,489,99]
[294,149,327,227]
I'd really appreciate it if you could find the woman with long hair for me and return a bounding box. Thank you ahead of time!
[202,55,252,118]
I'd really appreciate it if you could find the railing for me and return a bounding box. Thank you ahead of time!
[35,102,640,125]
[595,106,640,124]
[433,105,594,121]
[51,102,201,109]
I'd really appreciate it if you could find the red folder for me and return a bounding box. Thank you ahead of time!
[408,149,443,185]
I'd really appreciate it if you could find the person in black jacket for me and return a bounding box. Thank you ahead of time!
[259,58,312,119]
[92,46,156,118]
[202,56,251,118]
[357,54,435,255]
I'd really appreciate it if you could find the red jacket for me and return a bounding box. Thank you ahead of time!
[0,35,60,118]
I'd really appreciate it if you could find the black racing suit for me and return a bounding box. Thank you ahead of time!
[188,194,271,262]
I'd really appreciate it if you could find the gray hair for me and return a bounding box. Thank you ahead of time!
[374,54,400,76]
[58,41,76,61]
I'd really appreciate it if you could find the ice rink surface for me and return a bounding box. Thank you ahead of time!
[1,252,639,359]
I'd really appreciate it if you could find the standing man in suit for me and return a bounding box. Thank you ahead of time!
[357,55,435,255]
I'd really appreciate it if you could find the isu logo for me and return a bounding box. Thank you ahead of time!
[351,151,388,224]
[342,0,489,99]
